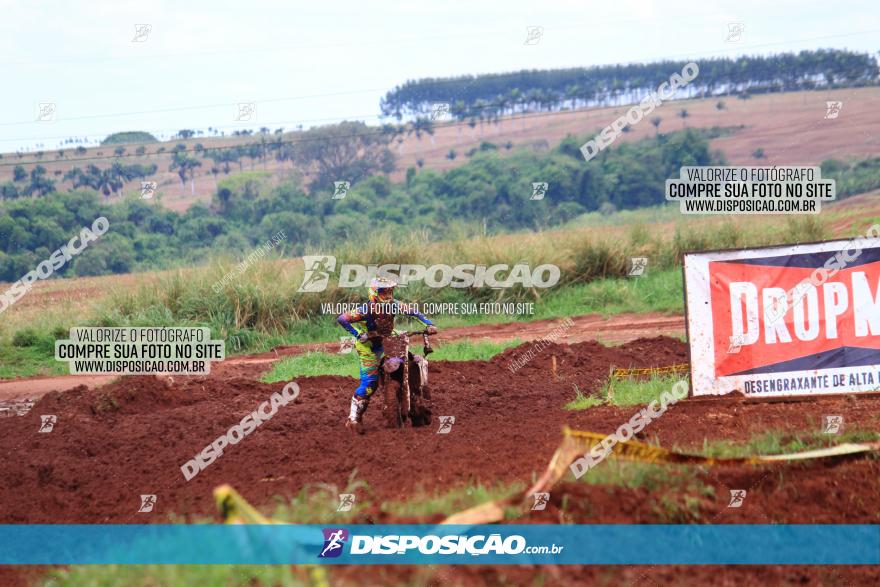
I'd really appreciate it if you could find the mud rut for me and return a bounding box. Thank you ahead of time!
[1,335,878,586]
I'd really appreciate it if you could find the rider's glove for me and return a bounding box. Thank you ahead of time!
[426,325,438,335]
[357,332,370,343]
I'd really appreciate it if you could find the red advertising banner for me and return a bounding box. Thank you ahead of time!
[684,233,880,397]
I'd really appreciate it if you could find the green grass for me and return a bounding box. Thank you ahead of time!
[262,351,359,382]
[602,373,688,407]
[572,460,715,523]
[415,338,520,361]
[267,471,370,523]
[566,373,689,409]
[0,326,69,378]
[259,266,683,368]
[576,459,680,490]
[1,264,684,379]
[45,474,372,586]
[44,564,307,587]
[2,200,871,380]
[0,262,684,379]
[652,490,713,524]
[564,384,604,410]
[40,477,521,586]
[564,203,683,228]
[695,428,880,459]
[534,266,683,318]
[0,344,67,378]
[266,266,684,347]
[262,338,522,382]
[381,481,525,518]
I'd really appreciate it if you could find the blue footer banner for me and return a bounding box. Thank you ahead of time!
[1,525,878,565]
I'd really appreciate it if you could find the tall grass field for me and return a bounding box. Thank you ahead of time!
[2,205,877,378]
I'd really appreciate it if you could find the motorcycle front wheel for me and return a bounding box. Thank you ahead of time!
[382,377,404,428]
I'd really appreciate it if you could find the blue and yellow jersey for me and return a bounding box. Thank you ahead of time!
[337,301,433,338]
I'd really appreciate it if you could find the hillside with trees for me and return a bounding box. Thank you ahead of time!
[0,129,713,280]
[3,123,878,282]
[1,49,878,212]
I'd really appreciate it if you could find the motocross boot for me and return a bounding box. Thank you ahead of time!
[345,396,369,434]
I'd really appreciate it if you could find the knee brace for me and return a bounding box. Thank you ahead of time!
[355,373,378,398]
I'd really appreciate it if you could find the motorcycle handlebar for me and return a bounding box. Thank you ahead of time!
[363,330,436,340]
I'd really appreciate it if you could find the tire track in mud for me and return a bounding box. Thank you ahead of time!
[2,333,878,527]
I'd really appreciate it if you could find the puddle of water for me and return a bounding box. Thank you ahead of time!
[0,399,35,417]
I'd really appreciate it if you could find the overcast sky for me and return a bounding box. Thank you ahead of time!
[1,0,877,152]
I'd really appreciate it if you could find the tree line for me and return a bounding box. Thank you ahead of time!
[380,49,878,121]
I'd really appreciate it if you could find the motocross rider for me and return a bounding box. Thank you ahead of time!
[337,276,437,432]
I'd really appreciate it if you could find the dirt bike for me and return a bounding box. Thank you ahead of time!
[373,329,435,429]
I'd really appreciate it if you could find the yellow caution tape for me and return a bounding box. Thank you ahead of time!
[612,364,690,378]
[756,443,880,461]
[212,430,880,537]
[214,484,277,525]
[563,428,753,466]
[442,500,507,526]
[533,427,880,488]
[213,484,330,587]
[442,427,880,525]
[605,364,689,405]
[563,427,880,465]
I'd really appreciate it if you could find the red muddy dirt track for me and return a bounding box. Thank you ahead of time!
[1,333,879,585]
